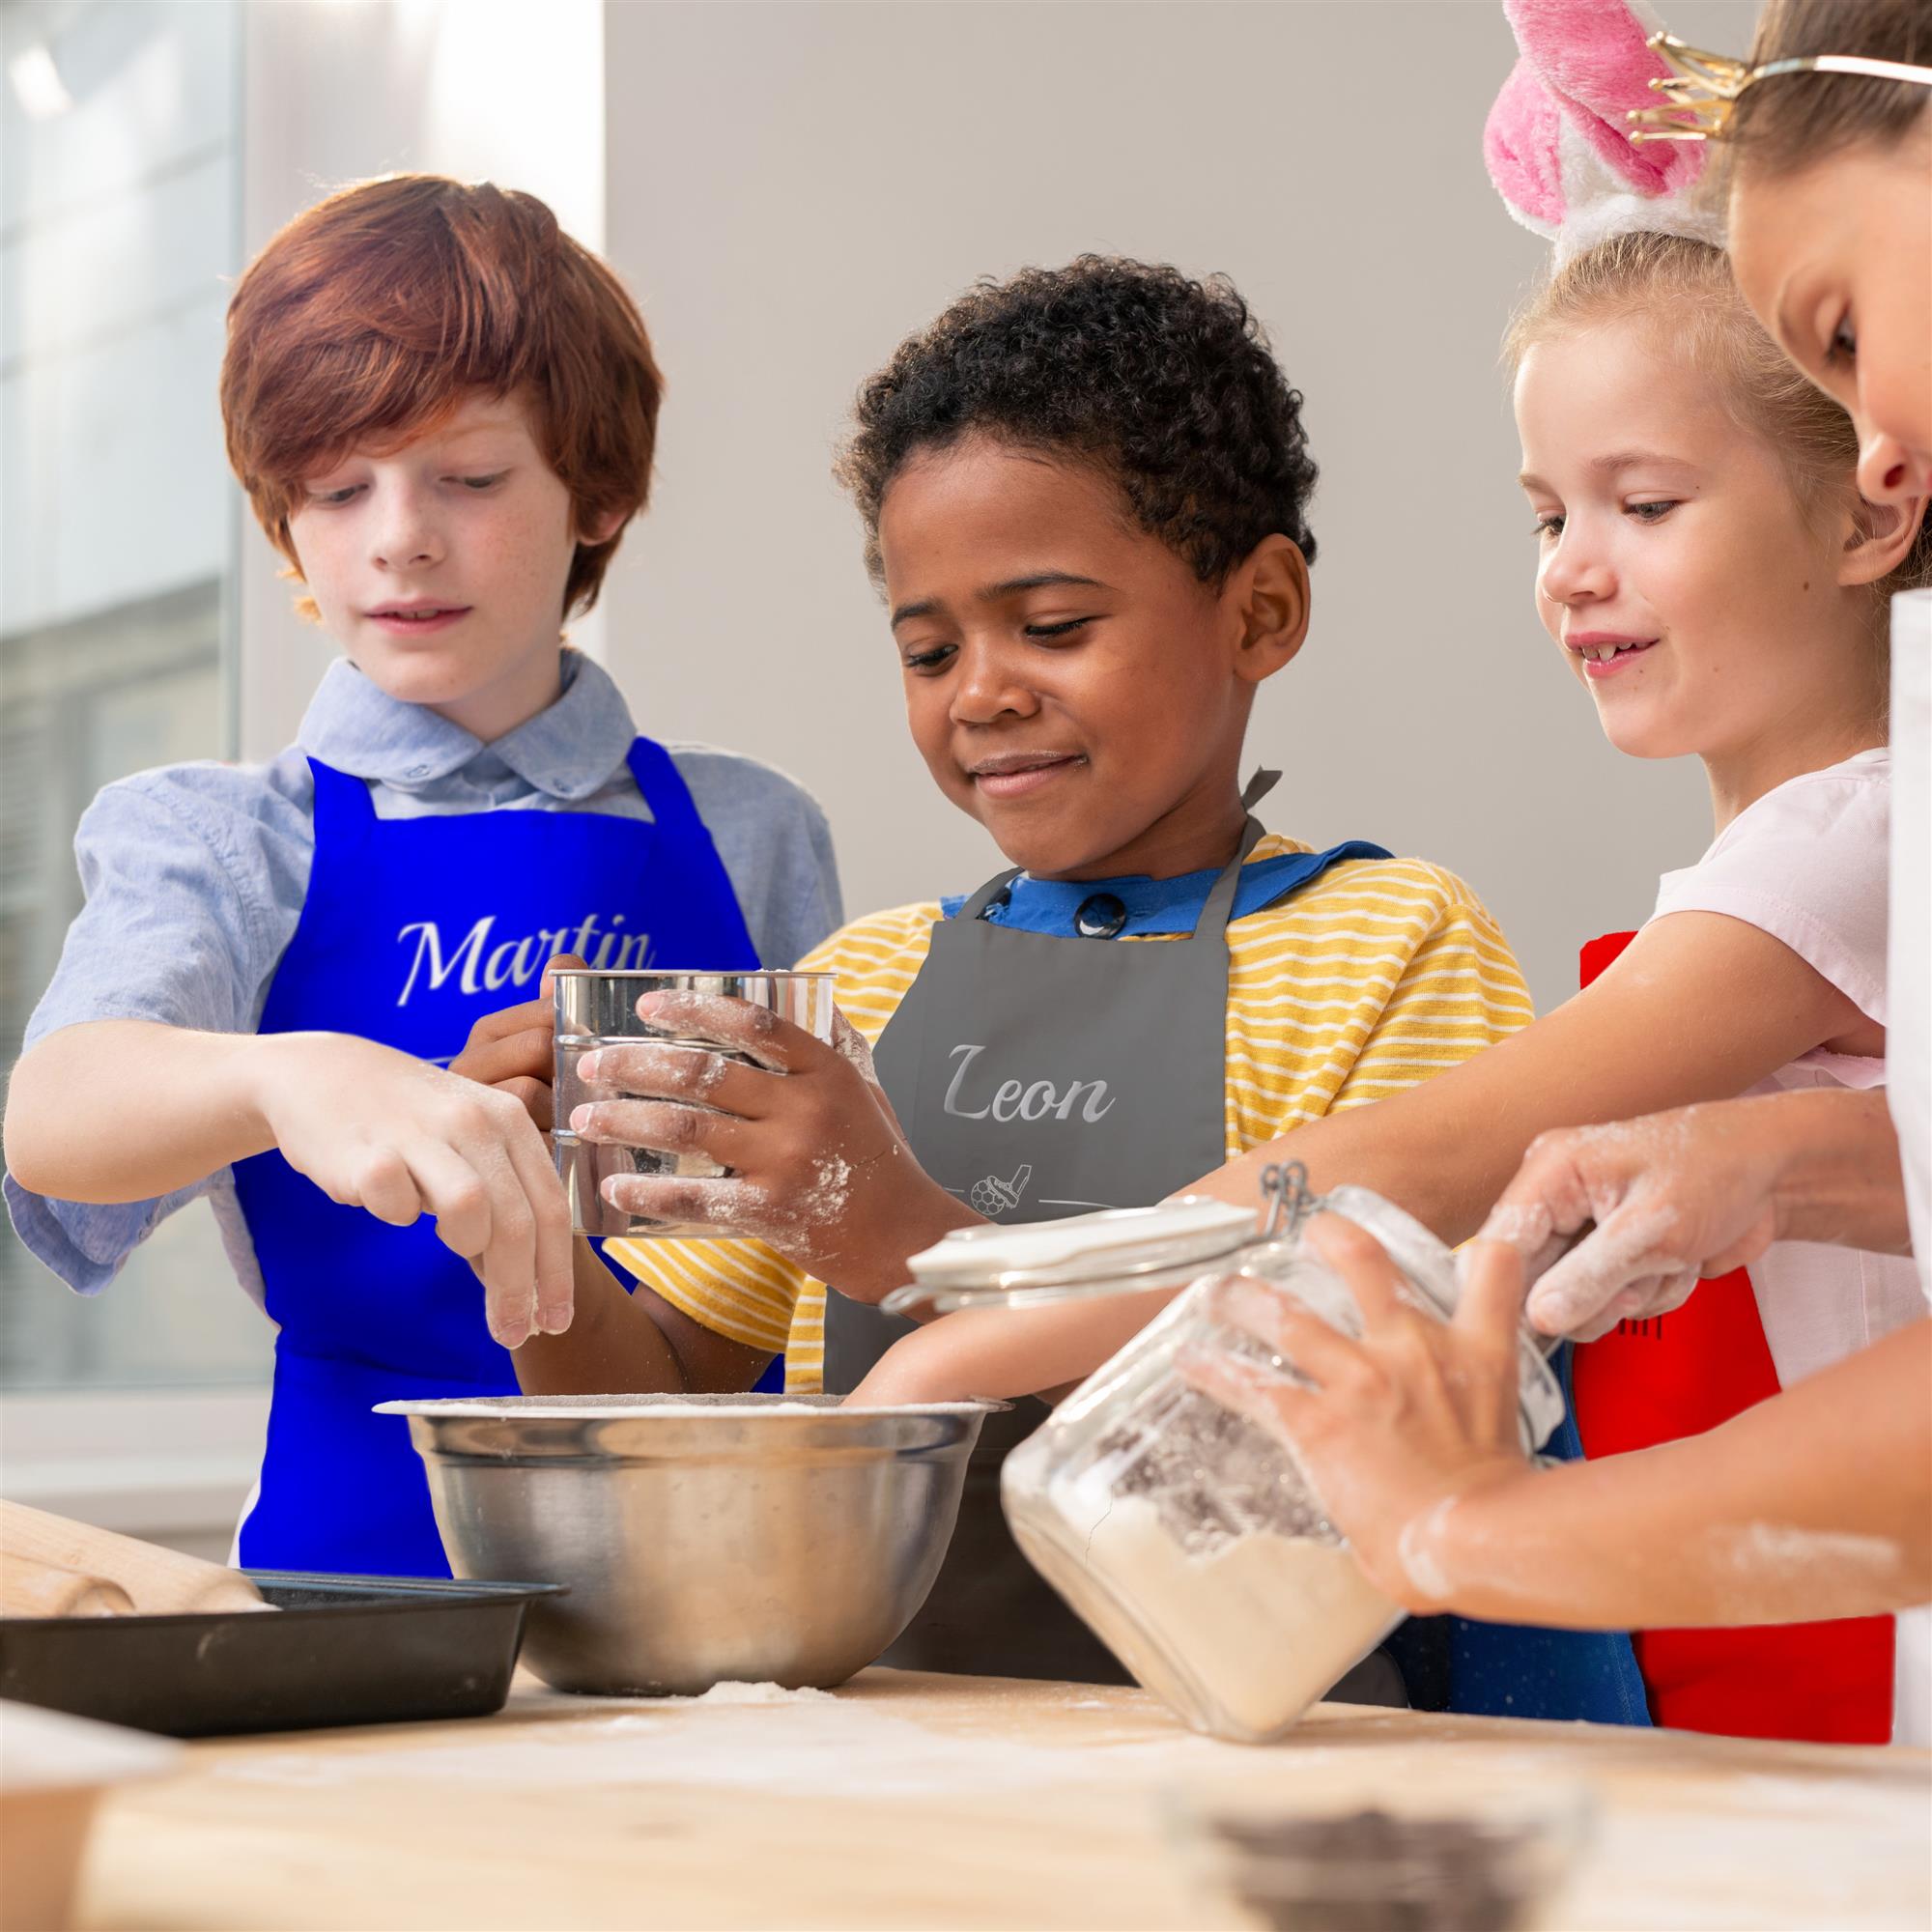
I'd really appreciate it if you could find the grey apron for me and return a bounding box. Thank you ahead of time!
[825,775,1341,1681]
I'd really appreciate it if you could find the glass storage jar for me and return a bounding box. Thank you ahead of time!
[889,1171,1565,1744]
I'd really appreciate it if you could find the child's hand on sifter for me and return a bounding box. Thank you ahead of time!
[447,953,586,1132]
[1178,1216,1531,1612]
[564,991,974,1297]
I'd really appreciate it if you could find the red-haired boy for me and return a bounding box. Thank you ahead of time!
[2,177,839,1576]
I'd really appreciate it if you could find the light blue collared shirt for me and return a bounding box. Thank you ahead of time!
[5,651,841,1300]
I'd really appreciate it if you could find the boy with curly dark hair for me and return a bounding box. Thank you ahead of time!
[522,256,1534,1683]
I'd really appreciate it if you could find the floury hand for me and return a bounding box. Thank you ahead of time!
[1,1015,575,1350]
[1179,1217,1531,1612]
[566,993,977,1301]
[1479,1091,1914,1341]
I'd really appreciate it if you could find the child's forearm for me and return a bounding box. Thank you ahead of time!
[8,1017,579,1349]
[1199,1083,1916,1263]
[851,1094,1515,1406]
[513,1240,776,1397]
[1193,911,1889,1249]
[815,1186,985,1305]
[1191,1103,1513,1248]
[1413,1321,1932,1629]
[513,1240,685,1393]
[855,913,1901,1407]
[851,1288,1185,1405]
[1186,1011,1670,1244]
[850,1091,1583,1406]
[1756,1088,1913,1254]
[4,1021,279,1203]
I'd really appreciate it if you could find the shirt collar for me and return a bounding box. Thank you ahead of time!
[297,650,638,800]
[935,837,1389,937]
[941,845,1252,936]
[1001,865,1226,927]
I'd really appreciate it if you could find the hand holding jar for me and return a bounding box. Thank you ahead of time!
[959,1181,1565,1742]
[1179,1218,1536,1612]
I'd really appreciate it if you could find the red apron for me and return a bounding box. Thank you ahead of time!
[1569,931,1894,1744]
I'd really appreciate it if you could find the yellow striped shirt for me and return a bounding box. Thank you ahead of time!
[607,835,1533,1390]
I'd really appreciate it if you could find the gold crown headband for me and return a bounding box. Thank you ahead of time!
[1630,30,1932,144]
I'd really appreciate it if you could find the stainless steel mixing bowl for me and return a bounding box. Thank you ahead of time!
[377,1394,1003,1695]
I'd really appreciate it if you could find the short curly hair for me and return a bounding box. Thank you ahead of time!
[836,256,1319,586]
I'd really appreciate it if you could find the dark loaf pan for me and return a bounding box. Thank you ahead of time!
[0,1572,562,1737]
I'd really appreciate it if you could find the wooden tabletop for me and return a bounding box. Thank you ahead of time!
[74,1670,1931,1930]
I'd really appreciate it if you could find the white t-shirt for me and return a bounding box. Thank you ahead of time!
[1650,748,1925,1389]
[1652,743,1926,1747]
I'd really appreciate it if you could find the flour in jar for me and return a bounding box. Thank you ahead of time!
[1031,1478,1402,1744]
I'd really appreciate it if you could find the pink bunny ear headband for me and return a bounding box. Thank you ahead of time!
[1485,0,1723,263]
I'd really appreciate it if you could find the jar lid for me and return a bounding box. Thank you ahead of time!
[883,1197,1257,1315]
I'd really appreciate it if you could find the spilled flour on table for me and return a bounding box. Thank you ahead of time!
[213,1694,1247,1798]
[205,1699,1932,1932]
[659,1681,836,1707]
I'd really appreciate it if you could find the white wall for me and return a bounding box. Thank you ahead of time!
[601,0,1758,1010]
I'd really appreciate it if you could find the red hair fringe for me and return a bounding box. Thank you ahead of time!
[220,174,662,618]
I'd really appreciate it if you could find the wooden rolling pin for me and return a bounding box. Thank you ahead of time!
[1,1550,136,1619]
[0,1501,273,1616]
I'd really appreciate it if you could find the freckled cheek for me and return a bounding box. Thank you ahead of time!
[287,522,351,612]
[472,504,562,606]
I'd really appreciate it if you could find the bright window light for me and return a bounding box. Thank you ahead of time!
[8,43,73,120]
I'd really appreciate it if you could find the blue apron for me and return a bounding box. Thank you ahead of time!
[230,737,759,1576]
[1387,1345,1652,1726]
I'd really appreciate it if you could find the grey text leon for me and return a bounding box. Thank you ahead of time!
[941,1042,1116,1124]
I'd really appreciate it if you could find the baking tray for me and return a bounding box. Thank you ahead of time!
[0,1572,563,1738]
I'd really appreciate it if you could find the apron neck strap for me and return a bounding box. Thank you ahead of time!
[960,867,1025,923]
[958,769,1283,931]
[1190,768,1280,938]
